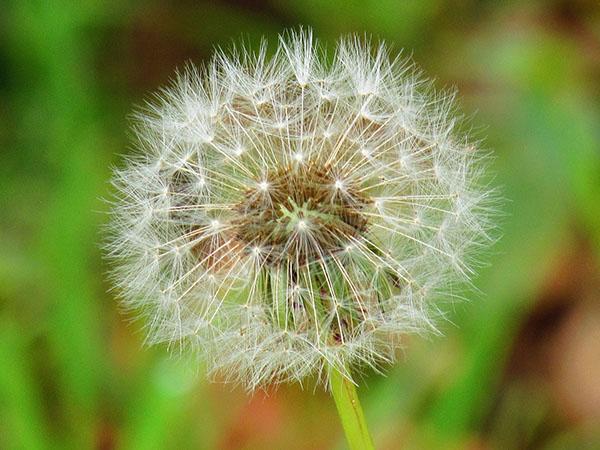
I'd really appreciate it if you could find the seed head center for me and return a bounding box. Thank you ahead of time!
[233,162,370,266]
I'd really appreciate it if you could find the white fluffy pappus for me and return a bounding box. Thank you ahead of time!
[105,29,497,390]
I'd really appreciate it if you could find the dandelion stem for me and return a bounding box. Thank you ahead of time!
[330,367,375,450]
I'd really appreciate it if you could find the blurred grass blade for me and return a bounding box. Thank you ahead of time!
[121,358,211,450]
[0,319,50,450]
[7,1,109,447]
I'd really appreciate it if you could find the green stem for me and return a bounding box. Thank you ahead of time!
[330,367,375,450]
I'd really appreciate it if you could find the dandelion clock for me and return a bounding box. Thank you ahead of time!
[106,29,495,449]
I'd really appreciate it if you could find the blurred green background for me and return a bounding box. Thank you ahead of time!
[1,1,600,449]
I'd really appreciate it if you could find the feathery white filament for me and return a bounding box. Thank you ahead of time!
[106,29,495,390]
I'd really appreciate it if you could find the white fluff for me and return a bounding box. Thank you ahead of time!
[105,29,496,390]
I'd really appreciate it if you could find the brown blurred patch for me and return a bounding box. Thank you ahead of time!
[547,296,600,422]
[503,234,600,429]
[94,3,206,97]
[211,382,336,450]
[218,387,284,450]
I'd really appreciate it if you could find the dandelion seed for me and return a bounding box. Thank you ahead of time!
[106,29,496,392]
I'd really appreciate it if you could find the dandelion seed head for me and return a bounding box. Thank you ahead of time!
[106,29,497,390]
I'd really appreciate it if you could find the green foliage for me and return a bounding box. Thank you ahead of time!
[1,1,599,449]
